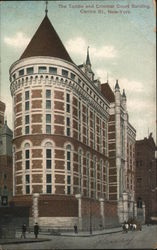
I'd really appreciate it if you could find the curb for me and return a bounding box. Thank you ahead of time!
[0,238,51,245]
[60,229,122,237]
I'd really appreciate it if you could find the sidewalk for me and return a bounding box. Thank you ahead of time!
[0,226,122,245]
[60,227,122,237]
[0,237,51,245]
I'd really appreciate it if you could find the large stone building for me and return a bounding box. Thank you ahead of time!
[9,11,136,229]
[0,100,13,206]
[135,133,157,224]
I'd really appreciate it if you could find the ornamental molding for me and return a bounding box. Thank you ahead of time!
[10,74,109,119]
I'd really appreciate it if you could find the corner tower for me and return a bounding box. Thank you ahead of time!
[10,11,111,229]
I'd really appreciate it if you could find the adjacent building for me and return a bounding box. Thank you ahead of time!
[135,133,157,223]
[9,12,136,229]
[0,100,13,206]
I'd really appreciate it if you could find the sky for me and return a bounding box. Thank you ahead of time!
[0,0,156,142]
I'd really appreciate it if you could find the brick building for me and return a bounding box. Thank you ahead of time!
[9,12,136,229]
[0,100,13,206]
[135,133,157,224]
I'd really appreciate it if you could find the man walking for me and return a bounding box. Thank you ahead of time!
[21,223,27,238]
[34,223,39,238]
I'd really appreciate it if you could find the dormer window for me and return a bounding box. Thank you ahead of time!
[38,66,47,73]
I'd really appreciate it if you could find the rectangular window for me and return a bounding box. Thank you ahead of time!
[46,114,51,123]
[67,161,71,171]
[25,115,29,124]
[25,101,29,111]
[26,175,30,184]
[67,175,71,184]
[67,128,70,136]
[46,100,51,109]
[66,93,70,103]
[26,67,34,75]
[49,67,57,74]
[62,69,68,77]
[46,174,51,183]
[46,185,52,193]
[46,160,51,169]
[71,73,75,80]
[26,160,30,169]
[26,150,29,159]
[38,66,47,73]
[46,149,51,158]
[25,126,29,134]
[19,69,24,76]
[26,185,30,194]
[67,186,71,194]
[25,91,29,100]
[67,151,71,161]
[46,90,51,98]
[66,117,70,126]
[46,149,52,169]
[46,125,51,134]
[66,104,70,113]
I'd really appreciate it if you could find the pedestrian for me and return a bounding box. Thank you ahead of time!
[74,224,78,234]
[21,223,27,238]
[133,224,137,231]
[34,222,39,238]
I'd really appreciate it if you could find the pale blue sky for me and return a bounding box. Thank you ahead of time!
[0,0,156,141]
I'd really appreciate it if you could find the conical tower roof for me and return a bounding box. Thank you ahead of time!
[20,15,73,63]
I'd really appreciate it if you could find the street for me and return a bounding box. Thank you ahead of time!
[1,225,157,250]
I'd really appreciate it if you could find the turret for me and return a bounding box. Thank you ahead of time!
[122,89,127,111]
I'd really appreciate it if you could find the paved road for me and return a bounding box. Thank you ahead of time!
[1,225,157,250]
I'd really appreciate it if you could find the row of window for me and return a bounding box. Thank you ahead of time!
[25,174,71,194]
[13,67,76,81]
[25,147,71,170]
[22,90,107,152]
[12,66,108,111]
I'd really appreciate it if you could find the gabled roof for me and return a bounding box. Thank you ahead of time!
[101,83,115,103]
[20,15,73,63]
